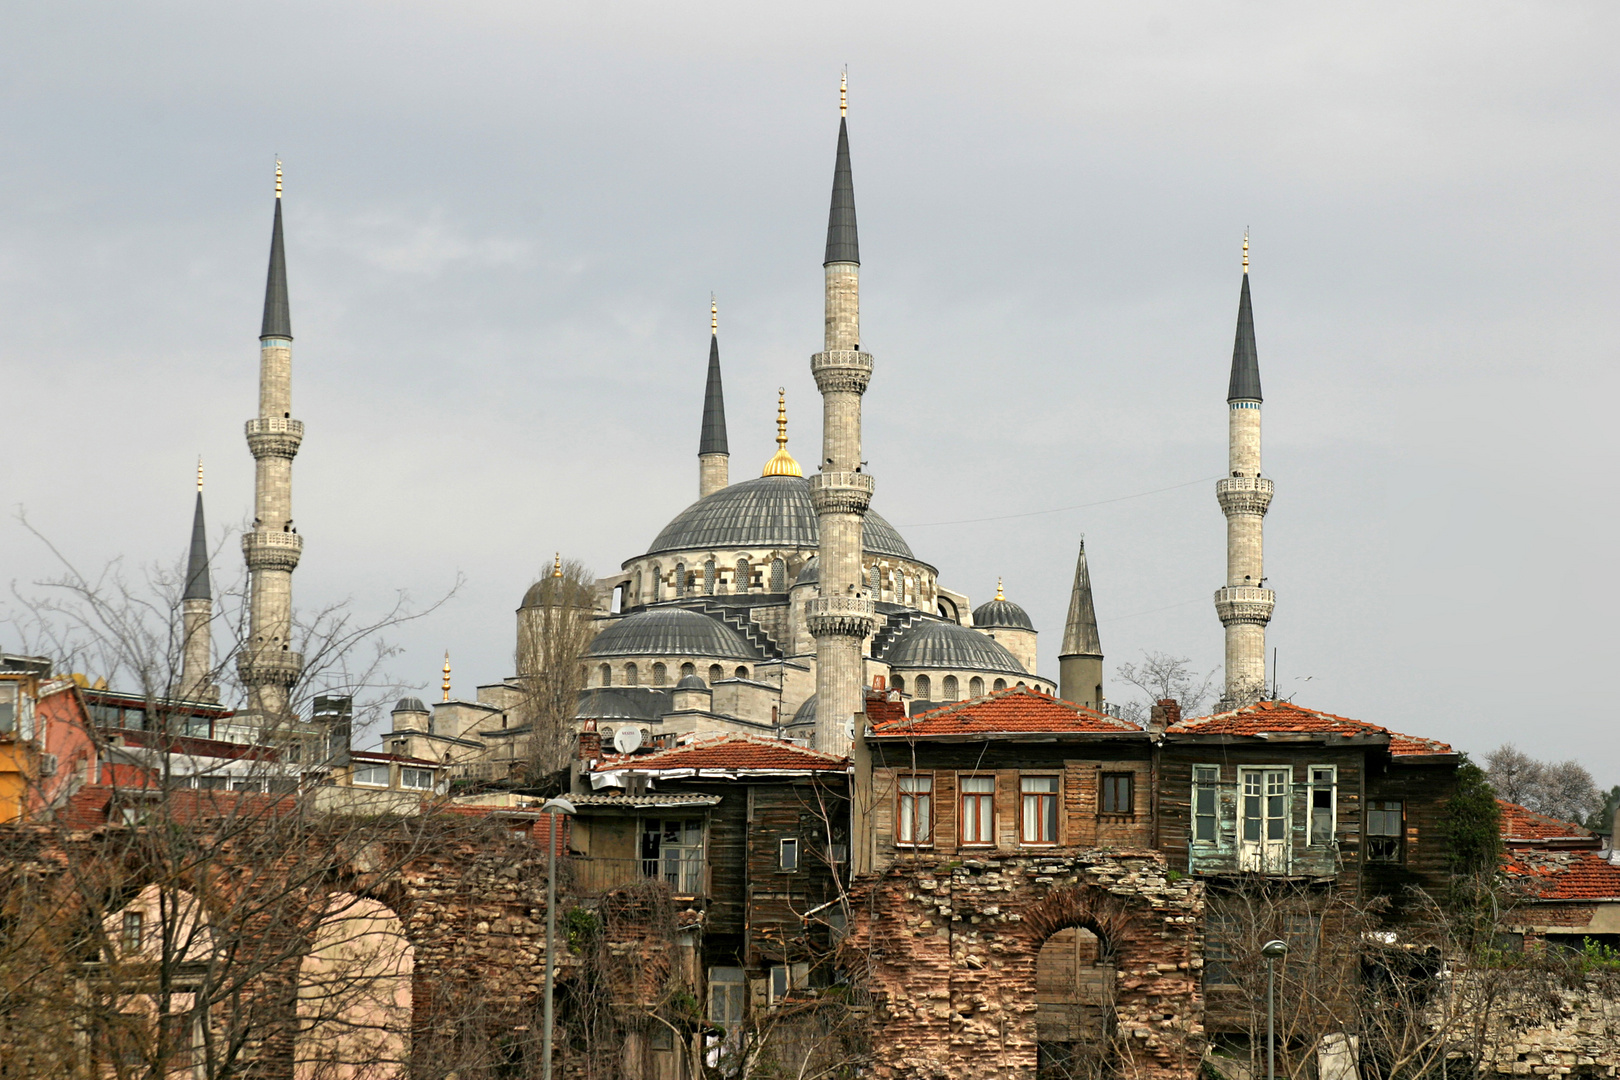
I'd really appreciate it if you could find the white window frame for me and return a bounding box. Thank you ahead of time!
[1191,765,1220,845]
[708,966,746,1028]
[768,962,810,1004]
[778,837,799,872]
[1307,765,1337,847]
[1238,766,1291,873]
[400,767,435,791]
[351,765,390,787]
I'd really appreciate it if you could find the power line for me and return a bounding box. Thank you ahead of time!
[1108,597,1208,622]
[896,475,1221,528]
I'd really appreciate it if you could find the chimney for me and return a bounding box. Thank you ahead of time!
[1148,698,1180,736]
[577,728,601,761]
[872,675,886,692]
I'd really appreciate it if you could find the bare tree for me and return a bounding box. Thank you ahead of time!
[516,557,601,784]
[1485,743,1606,826]
[1113,651,1219,724]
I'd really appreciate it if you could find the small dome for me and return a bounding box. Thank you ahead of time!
[788,694,817,727]
[794,557,820,587]
[586,608,757,660]
[392,697,429,714]
[885,619,1027,675]
[675,674,709,691]
[973,598,1034,631]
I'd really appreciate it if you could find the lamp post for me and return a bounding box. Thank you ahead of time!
[1261,938,1289,1080]
[540,796,576,1080]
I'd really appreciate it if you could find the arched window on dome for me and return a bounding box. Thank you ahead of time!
[942,675,959,702]
[633,571,642,607]
[651,565,663,602]
[674,563,686,597]
[903,575,914,607]
[709,664,723,684]
[736,558,750,593]
[1016,681,1027,689]
[734,666,749,680]
[892,675,905,695]
[993,678,1007,692]
[770,558,786,593]
[625,663,638,687]
[969,676,984,698]
[652,663,667,686]
[680,662,695,679]
[704,559,716,595]
[869,565,880,594]
[600,664,612,687]
[915,674,932,701]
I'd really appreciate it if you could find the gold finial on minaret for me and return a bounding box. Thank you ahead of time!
[552,552,563,578]
[1242,228,1249,274]
[761,388,803,477]
[711,293,718,336]
[196,456,204,492]
[275,158,282,200]
[840,69,847,117]
[995,577,1005,602]
[441,651,452,702]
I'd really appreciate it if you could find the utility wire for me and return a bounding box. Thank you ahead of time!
[896,475,1221,528]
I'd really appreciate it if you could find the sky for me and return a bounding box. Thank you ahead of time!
[2,2,1616,779]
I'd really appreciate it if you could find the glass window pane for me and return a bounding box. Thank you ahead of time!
[962,776,994,793]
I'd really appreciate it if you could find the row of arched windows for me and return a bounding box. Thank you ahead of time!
[891,674,1022,702]
[598,662,749,688]
[625,557,932,607]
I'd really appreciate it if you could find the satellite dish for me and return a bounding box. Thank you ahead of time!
[613,726,643,754]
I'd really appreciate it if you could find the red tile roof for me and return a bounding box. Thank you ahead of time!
[1498,799,1593,843]
[869,685,1141,738]
[1504,848,1620,902]
[592,733,846,774]
[1168,700,1454,757]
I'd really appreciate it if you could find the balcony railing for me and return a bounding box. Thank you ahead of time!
[568,853,705,897]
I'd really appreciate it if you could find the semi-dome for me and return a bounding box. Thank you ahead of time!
[586,608,758,660]
[885,619,1028,675]
[794,557,819,587]
[788,693,816,727]
[642,475,917,563]
[392,697,429,714]
[973,597,1034,631]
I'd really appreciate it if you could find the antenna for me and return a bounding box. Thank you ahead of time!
[613,726,644,754]
[1272,647,1278,700]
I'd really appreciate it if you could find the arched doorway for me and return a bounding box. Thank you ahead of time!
[295,893,414,1080]
[1035,926,1116,1079]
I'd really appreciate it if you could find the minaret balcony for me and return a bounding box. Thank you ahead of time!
[242,530,304,572]
[811,350,874,395]
[806,595,876,640]
[1216,476,1274,516]
[808,471,875,516]
[1214,586,1275,627]
[246,417,304,459]
[236,648,304,686]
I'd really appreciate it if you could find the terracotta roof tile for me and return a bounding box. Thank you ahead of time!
[1504,848,1620,902]
[869,685,1141,738]
[1497,799,1593,843]
[593,733,846,773]
[1168,700,1454,756]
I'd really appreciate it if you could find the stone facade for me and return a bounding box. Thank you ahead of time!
[843,851,1205,1080]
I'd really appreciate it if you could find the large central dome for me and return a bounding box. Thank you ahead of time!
[643,475,917,562]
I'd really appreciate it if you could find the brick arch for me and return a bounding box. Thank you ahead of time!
[1018,883,1141,961]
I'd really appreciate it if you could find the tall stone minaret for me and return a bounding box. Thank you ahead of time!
[807,74,876,756]
[1214,234,1275,709]
[238,162,305,722]
[178,459,219,703]
[1058,539,1104,709]
[698,296,730,499]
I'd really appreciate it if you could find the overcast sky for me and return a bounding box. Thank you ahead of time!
[3,2,1616,779]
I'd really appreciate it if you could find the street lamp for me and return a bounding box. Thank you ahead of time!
[540,796,576,1080]
[1261,938,1289,1080]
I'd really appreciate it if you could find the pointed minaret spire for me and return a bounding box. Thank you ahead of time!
[1215,232,1275,709]
[808,75,877,758]
[178,460,219,703]
[1058,539,1105,709]
[698,295,730,498]
[240,162,305,723]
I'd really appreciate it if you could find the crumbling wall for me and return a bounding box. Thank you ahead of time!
[843,850,1204,1080]
[1476,978,1620,1077]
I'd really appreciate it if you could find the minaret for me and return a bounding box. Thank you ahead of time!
[698,296,730,498]
[178,459,219,703]
[238,161,305,722]
[1058,540,1104,709]
[1214,232,1275,709]
[807,73,876,756]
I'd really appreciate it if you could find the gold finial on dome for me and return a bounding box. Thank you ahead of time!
[761,388,803,477]
[840,69,847,117]
[995,577,1005,602]
[275,158,282,200]
[441,650,452,702]
[196,456,204,492]
[552,552,563,578]
[1242,228,1248,274]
